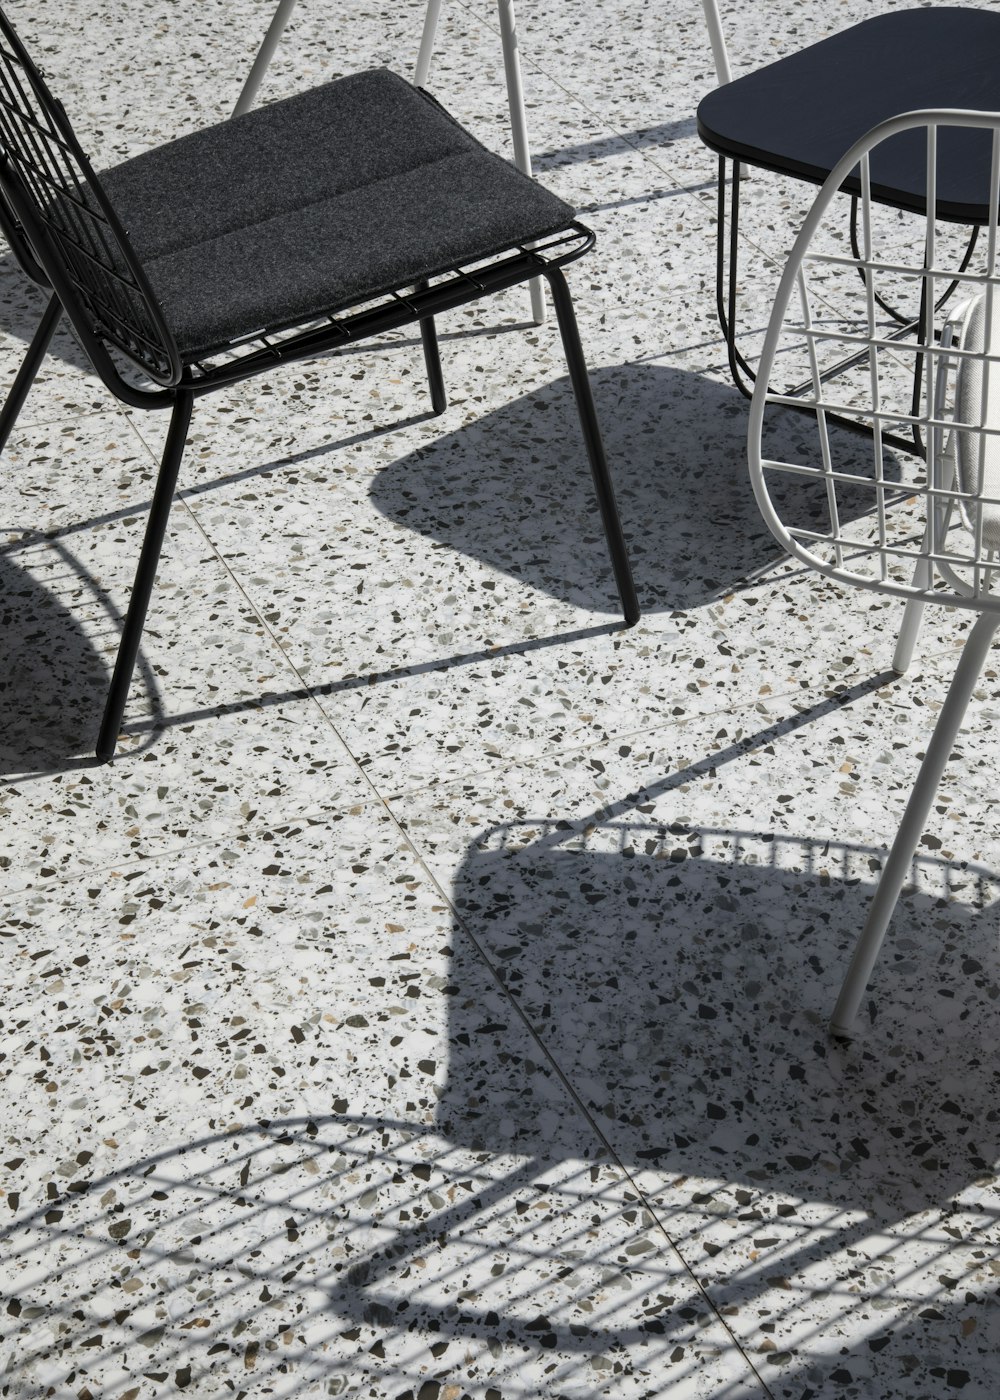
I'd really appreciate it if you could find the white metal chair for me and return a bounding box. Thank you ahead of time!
[747,107,1000,1036]
[235,0,545,325]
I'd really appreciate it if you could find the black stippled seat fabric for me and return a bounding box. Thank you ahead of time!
[103,68,574,357]
[697,7,1000,224]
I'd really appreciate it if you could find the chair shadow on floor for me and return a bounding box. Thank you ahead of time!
[0,261,96,376]
[2,819,997,1395]
[436,813,1000,1391]
[0,354,906,776]
[0,546,128,778]
[368,357,906,615]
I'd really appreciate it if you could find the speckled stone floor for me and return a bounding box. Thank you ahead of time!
[2,1,1000,1397]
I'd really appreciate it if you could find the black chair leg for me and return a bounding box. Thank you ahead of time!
[96,389,194,762]
[545,265,640,626]
[419,309,447,414]
[0,293,62,454]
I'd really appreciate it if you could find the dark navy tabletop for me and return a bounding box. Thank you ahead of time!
[696,7,1000,224]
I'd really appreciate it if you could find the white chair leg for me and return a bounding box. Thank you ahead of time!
[232,0,300,117]
[892,597,927,674]
[700,0,747,184]
[893,553,933,674]
[414,0,443,88]
[830,609,1000,1037]
[497,0,545,324]
[895,334,960,677]
[700,0,732,85]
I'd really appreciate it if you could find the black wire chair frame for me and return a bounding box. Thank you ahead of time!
[0,9,639,762]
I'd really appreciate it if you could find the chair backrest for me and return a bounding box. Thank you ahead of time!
[0,8,180,385]
[748,107,1000,617]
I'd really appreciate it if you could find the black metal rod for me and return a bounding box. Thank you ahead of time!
[96,389,194,762]
[417,280,447,414]
[714,159,926,458]
[0,292,61,453]
[850,193,981,324]
[715,154,729,341]
[715,155,750,386]
[726,158,750,385]
[715,158,763,393]
[545,265,640,626]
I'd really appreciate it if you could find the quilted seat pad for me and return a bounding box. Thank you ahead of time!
[103,70,574,357]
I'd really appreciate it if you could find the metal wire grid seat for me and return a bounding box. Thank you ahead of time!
[748,108,1000,1037]
[0,8,639,761]
[175,226,591,397]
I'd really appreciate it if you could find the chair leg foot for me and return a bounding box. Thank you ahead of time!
[830,609,1000,1034]
[0,294,62,454]
[545,266,639,626]
[96,390,193,762]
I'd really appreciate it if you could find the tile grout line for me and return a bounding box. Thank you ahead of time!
[372,760,779,1398]
[441,1,932,370]
[31,384,772,1383]
[2,461,774,1391]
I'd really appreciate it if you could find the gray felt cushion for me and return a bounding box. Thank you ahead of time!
[102,69,575,358]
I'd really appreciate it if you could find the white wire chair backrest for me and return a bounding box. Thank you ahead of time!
[748,108,1000,616]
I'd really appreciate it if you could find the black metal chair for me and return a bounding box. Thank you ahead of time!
[697,5,1000,448]
[0,9,638,761]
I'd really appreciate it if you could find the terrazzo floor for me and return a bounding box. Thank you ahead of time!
[2,1,1000,1396]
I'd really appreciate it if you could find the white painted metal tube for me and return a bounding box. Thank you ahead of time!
[498,0,545,323]
[232,0,300,116]
[701,0,732,86]
[830,608,1000,1036]
[414,0,442,88]
[892,585,929,674]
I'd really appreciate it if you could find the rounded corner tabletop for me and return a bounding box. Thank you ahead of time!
[697,7,1000,224]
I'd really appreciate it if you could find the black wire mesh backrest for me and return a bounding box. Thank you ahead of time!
[0,9,180,385]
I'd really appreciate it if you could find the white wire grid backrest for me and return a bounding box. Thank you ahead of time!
[748,109,1000,616]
